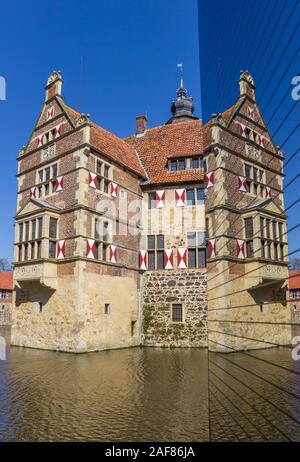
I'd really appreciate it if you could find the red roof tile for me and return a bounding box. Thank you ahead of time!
[125,120,211,186]
[90,124,146,178]
[289,271,300,289]
[0,272,13,291]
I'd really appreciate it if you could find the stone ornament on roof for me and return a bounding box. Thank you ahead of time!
[76,113,91,127]
[47,70,62,87]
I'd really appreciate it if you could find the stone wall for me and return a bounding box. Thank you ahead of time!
[142,269,207,347]
[0,304,12,326]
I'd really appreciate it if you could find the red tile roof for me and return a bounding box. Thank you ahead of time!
[90,124,146,178]
[289,271,300,289]
[61,100,146,178]
[125,120,211,186]
[0,272,13,291]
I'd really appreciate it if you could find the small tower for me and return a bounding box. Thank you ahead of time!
[167,65,198,124]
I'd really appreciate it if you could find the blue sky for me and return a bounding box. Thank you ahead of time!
[198,0,300,260]
[0,0,201,261]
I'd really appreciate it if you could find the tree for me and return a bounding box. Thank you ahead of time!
[0,259,12,271]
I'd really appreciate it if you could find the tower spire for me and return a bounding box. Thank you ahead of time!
[177,63,184,88]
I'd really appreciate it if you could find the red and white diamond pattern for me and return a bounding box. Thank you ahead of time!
[53,124,62,139]
[108,245,117,263]
[208,239,216,259]
[205,172,214,189]
[238,176,247,192]
[239,123,247,137]
[139,250,147,270]
[30,187,37,199]
[57,240,65,260]
[266,186,272,198]
[37,134,44,147]
[89,172,97,189]
[164,249,174,269]
[156,190,165,208]
[237,239,245,259]
[111,182,118,198]
[56,176,64,192]
[257,135,265,148]
[47,108,54,120]
[177,248,187,269]
[247,107,255,119]
[86,239,96,259]
[175,189,186,207]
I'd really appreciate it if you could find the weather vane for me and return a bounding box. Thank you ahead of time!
[177,63,184,88]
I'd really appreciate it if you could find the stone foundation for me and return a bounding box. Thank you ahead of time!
[142,269,207,347]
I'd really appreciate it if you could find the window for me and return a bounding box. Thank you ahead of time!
[25,221,30,241]
[244,217,254,257]
[261,240,265,258]
[186,189,195,206]
[245,218,253,238]
[246,240,254,258]
[24,243,29,261]
[291,290,299,300]
[197,188,205,205]
[172,304,183,322]
[38,302,43,313]
[146,234,164,270]
[0,291,8,299]
[148,192,156,209]
[18,245,22,262]
[192,157,199,169]
[49,241,56,258]
[187,231,206,268]
[104,303,111,314]
[38,218,43,238]
[272,221,277,241]
[36,163,59,197]
[170,160,177,171]
[244,163,265,196]
[245,164,252,178]
[94,219,111,260]
[31,243,35,260]
[31,219,36,240]
[260,217,264,238]
[168,159,186,171]
[279,223,283,241]
[37,241,42,259]
[49,218,58,239]
[19,223,23,242]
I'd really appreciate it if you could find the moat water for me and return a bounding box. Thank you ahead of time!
[0,326,300,442]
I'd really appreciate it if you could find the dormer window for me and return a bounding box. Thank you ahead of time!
[169,159,186,171]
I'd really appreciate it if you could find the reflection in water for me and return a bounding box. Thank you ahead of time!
[0,329,208,442]
[1,326,300,442]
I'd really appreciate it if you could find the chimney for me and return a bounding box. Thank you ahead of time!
[136,115,148,135]
[45,70,63,102]
[239,70,255,101]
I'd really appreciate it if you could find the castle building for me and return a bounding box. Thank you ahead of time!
[12,70,291,352]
